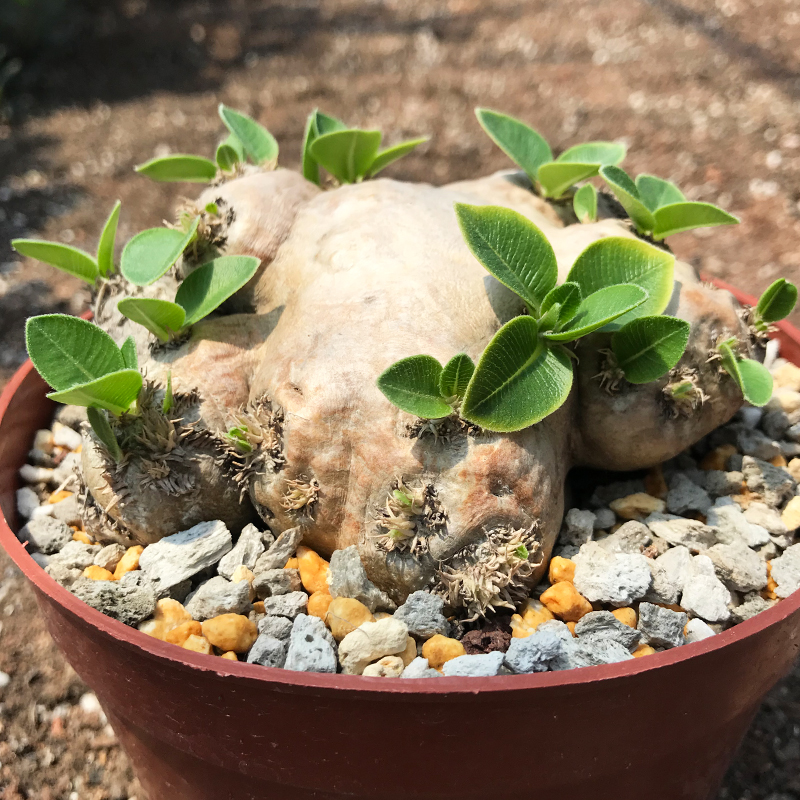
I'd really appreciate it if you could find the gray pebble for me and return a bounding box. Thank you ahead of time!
[637,602,687,649]
[504,621,574,673]
[646,518,717,553]
[258,615,294,642]
[770,543,800,598]
[49,495,82,527]
[707,499,770,548]
[704,543,768,592]
[93,543,126,572]
[762,409,791,440]
[246,634,287,668]
[16,487,40,519]
[552,637,634,670]
[19,517,72,555]
[49,540,100,570]
[184,576,251,621]
[71,573,156,626]
[738,428,781,460]
[393,591,450,639]
[684,618,716,643]
[730,594,777,624]
[442,652,504,677]
[704,470,744,498]
[742,456,796,508]
[743,502,788,535]
[575,611,641,651]
[561,508,596,547]
[593,508,616,530]
[596,520,651,554]
[44,562,82,587]
[253,526,303,573]
[573,542,652,606]
[666,473,712,515]
[284,614,337,673]
[253,568,302,600]
[262,591,309,619]
[327,545,395,612]
[681,558,732,623]
[218,523,266,580]
[401,657,441,678]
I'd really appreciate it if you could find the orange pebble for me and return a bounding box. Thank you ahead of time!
[633,644,656,658]
[182,634,213,655]
[307,591,333,620]
[644,465,668,499]
[548,556,576,584]
[72,531,94,545]
[399,636,418,666]
[699,444,737,472]
[252,601,265,614]
[114,546,144,580]
[82,565,114,581]
[763,562,779,600]
[284,557,299,570]
[296,546,330,594]
[540,582,593,622]
[566,621,577,637]
[421,635,465,671]
[47,489,73,505]
[164,620,203,646]
[771,454,788,468]
[612,608,637,628]
[220,651,238,661]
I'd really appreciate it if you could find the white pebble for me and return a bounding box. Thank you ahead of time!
[0,671,10,689]
[52,422,82,451]
[19,464,54,484]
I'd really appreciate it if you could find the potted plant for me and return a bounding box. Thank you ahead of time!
[1,105,799,800]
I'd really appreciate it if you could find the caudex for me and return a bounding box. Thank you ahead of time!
[13,104,796,616]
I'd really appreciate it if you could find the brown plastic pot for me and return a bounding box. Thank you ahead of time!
[1,284,800,800]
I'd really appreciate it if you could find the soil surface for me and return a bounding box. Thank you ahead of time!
[0,0,799,797]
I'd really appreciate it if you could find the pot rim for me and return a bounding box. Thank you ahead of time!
[2,280,799,696]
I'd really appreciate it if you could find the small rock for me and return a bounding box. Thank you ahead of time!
[327,545,396,612]
[552,637,634,670]
[742,456,796,508]
[325,597,375,641]
[460,618,512,654]
[593,508,616,530]
[339,617,409,674]
[246,634,287,668]
[647,545,693,605]
[420,633,466,671]
[666,473,712,515]
[30,552,49,568]
[284,614,337,673]
[596,521,652,554]
[363,655,405,677]
[49,540,100,570]
[762,409,791,440]
[138,520,232,595]
[253,526,303,573]
[93,544,126,572]
[680,560,732,623]
[637,602,687,649]
[253,568,302,599]
[19,517,72,555]
[185,577,251,621]
[393,591,450,639]
[573,542,652,606]
[442,652,504,677]
[257,615,293,642]
[218,524,266,580]
[19,464,55,484]
[770,543,800,598]
[0,671,10,689]
[730,594,777,624]
[49,495,81,527]
[744,502,789,535]
[55,404,88,429]
[16,487,40,519]
[539,580,593,621]
[71,574,156,626]
[590,479,646,508]
[685,618,716,643]
[782,496,800,532]
[609,493,665,520]
[738,407,764,429]
[201,613,258,652]
[45,562,82,587]
[52,421,83,450]
[738,428,780,460]
[703,470,744,499]
[707,499,770,548]
[574,611,641,651]
[561,508,596,546]
[646,518,718,552]
[401,657,441,678]
[704,543,768,592]
[504,621,573,673]
[261,591,309,619]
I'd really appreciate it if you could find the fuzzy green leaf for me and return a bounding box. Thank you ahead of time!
[541,282,582,328]
[600,166,656,233]
[301,111,321,185]
[25,314,124,392]
[134,154,218,183]
[536,162,602,199]
[117,298,187,342]
[652,202,739,240]
[474,108,552,180]
[120,336,138,371]
[162,371,174,414]
[566,236,675,329]
[737,358,774,406]
[756,278,798,324]
[635,174,684,212]
[12,239,98,284]
[218,104,278,165]
[96,200,121,278]
[556,142,626,166]
[611,315,690,384]
[368,137,428,177]
[455,203,557,312]
[86,407,122,461]
[573,184,597,223]
[120,218,200,286]
[377,355,453,419]
[461,316,573,432]
[308,129,382,184]
[314,110,347,135]
[216,134,245,171]
[439,353,475,400]
[544,284,647,342]
[175,255,261,327]
[48,369,143,415]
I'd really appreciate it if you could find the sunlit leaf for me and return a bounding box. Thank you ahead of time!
[117,297,187,342]
[573,183,597,223]
[12,239,98,284]
[162,371,174,414]
[48,369,143,415]
[455,203,557,312]
[308,129,382,183]
[218,104,279,165]
[96,200,121,278]
[599,166,656,234]
[314,110,347,135]
[756,278,798,324]
[120,217,200,286]
[86,407,122,461]
[737,358,773,406]
[537,162,602,199]
[566,236,675,328]
[377,355,453,419]
[541,282,582,330]
[475,108,552,179]
[368,137,428,177]
[544,284,647,342]
[135,154,217,183]
[301,111,321,185]
[652,202,739,240]
[556,141,626,166]
[216,134,245,171]
[461,317,573,432]
[635,174,684,211]
[611,315,690,383]
[120,335,138,371]
[175,255,261,327]
[25,314,124,392]
[439,353,475,400]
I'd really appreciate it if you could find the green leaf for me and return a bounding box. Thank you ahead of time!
[162,371,174,414]
[175,255,261,327]
[216,133,245,171]
[368,137,428,177]
[536,162,602,199]
[737,358,773,406]
[117,297,187,342]
[544,284,647,342]
[573,184,597,223]
[134,154,217,183]
[556,142,626,166]
[461,317,573,432]
[611,316,690,383]
[474,108,552,179]
[96,200,121,278]
[599,166,656,234]
[308,129,382,184]
[377,355,453,419]
[541,282,582,327]
[455,203,557,312]
[566,236,675,328]
[48,369,143,415]
[652,202,739,240]
[12,239,98,284]
[218,104,279,165]
[314,110,347,135]
[301,110,321,185]
[86,407,122,461]
[25,314,124,392]
[439,353,475,400]
[120,336,138,371]
[120,218,200,286]
[756,278,798,323]
[635,174,684,211]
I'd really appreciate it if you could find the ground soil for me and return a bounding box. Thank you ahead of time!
[0,0,799,797]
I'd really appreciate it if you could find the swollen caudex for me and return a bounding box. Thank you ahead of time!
[12,105,800,676]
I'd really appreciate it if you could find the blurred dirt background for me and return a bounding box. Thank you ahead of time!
[0,0,799,797]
